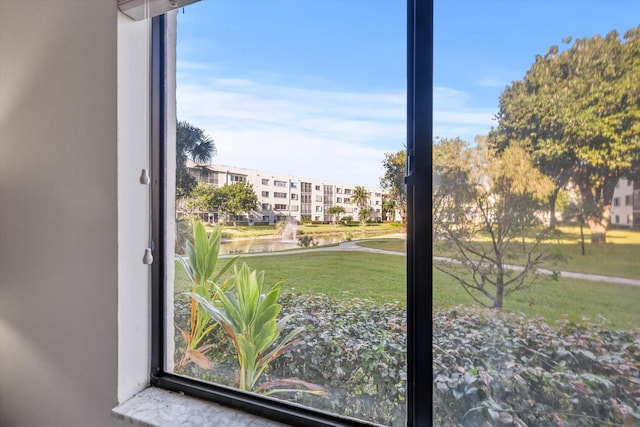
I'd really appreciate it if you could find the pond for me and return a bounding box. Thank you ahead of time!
[219,234,348,254]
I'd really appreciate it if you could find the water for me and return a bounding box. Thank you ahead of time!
[220,234,348,254]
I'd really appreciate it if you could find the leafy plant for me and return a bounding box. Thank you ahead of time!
[189,264,324,395]
[175,219,237,371]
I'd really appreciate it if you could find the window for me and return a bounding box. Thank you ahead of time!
[274,192,287,198]
[153,2,431,426]
[262,178,269,185]
[315,185,321,191]
[274,180,287,187]
[290,182,297,189]
[230,174,246,182]
[615,215,620,224]
[613,197,620,207]
[344,198,351,204]
[261,191,269,197]
[262,215,270,222]
[291,193,298,200]
[336,187,342,194]
[261,203,270,210]
[625,195,631,206]
[344,188,352,195]
[291,205,299,212]
[315,195,323,202]
[628,214,632,225]
[274,204,287,210]
[337,197,342,203]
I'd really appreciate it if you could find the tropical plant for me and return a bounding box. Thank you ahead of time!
[175,220,237,371]
[352,186,370,210]
[189,264,325,395]
[358,207,372,224]
[326,205,345,224]
[176,121,216,197]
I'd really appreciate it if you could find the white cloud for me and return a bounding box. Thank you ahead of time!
[177,78,404,187]
[177,76,498,185]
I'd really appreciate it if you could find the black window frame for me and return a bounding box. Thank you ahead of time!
[150,0,433,425]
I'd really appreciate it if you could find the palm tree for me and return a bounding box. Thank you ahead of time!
[327,205,346,224]
[176,121,216,197]
[352,186,370,223]
[352,186,369,209]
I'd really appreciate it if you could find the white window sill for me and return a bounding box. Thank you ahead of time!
[113,387,289,427]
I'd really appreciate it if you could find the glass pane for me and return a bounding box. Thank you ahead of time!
[433,1,640,425]
[168,1,407,425]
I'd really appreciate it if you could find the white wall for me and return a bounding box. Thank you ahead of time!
[0,1,137,425]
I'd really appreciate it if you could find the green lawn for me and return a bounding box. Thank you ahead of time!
[175,245,640,328]
[356,238,406,252]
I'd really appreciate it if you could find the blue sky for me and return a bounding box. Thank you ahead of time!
[176,0,639,188]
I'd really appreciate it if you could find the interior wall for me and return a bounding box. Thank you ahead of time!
[0,1,130,425]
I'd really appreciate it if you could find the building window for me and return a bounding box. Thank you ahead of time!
[262,215,270,222]
[262,178,269,185]
[315,206,322,212]
[625,195,631,206]
[315,185,321,191]
[274,192,287,198]
[290,193,298,200]
[344,198,351,204]
[628,214,632,225]
[274,180,286,187]
[291,205,299,212]
[274,204,287,210]
[336,187,342,194]
[261,203,270,210]
[615,215,620,224]
[336,197,342,203]
[229,174,246,182]
[315,195,323,202]
[290,182,297,189]
[344,188,352,195]
[613,197,620,207]
[261,191,269,197]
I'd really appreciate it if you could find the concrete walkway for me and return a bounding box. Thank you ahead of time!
[227,238,640,288]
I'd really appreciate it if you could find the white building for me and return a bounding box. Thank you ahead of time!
[186,162,385,224]
[610,177,639,228]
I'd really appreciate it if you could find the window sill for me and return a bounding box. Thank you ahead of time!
[113,387,289,427]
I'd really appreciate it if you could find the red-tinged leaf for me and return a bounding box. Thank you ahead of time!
[186,349,211,370]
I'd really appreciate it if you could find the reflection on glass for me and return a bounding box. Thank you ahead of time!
[168,1,407,425]
[433,1,640,425]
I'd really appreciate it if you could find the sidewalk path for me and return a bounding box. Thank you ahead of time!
[225,238,640,287]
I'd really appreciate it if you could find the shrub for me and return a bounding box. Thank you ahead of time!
[270,292,407,426]
[433,307,640,426]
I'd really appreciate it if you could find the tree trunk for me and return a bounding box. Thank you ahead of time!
[548,187,560,229]
[493,271,504,310]
[587,216,608,244]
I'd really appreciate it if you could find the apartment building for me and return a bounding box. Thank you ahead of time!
[610,177,640,228]
[186,162,385,224]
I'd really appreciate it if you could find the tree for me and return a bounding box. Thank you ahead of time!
[216,181,259,227]
[351,186,370,224]
[326,205,345,224]
[176,121,216,197]
[433,140,560,310]
[358,207,372,224]
[380,150,407,216]
[489,27,640,243]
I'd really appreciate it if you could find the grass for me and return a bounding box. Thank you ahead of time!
[174,227,640,329]
[356,238,406,252]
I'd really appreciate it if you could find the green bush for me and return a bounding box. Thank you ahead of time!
[270,293,407,426]
[433,307,640,426]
